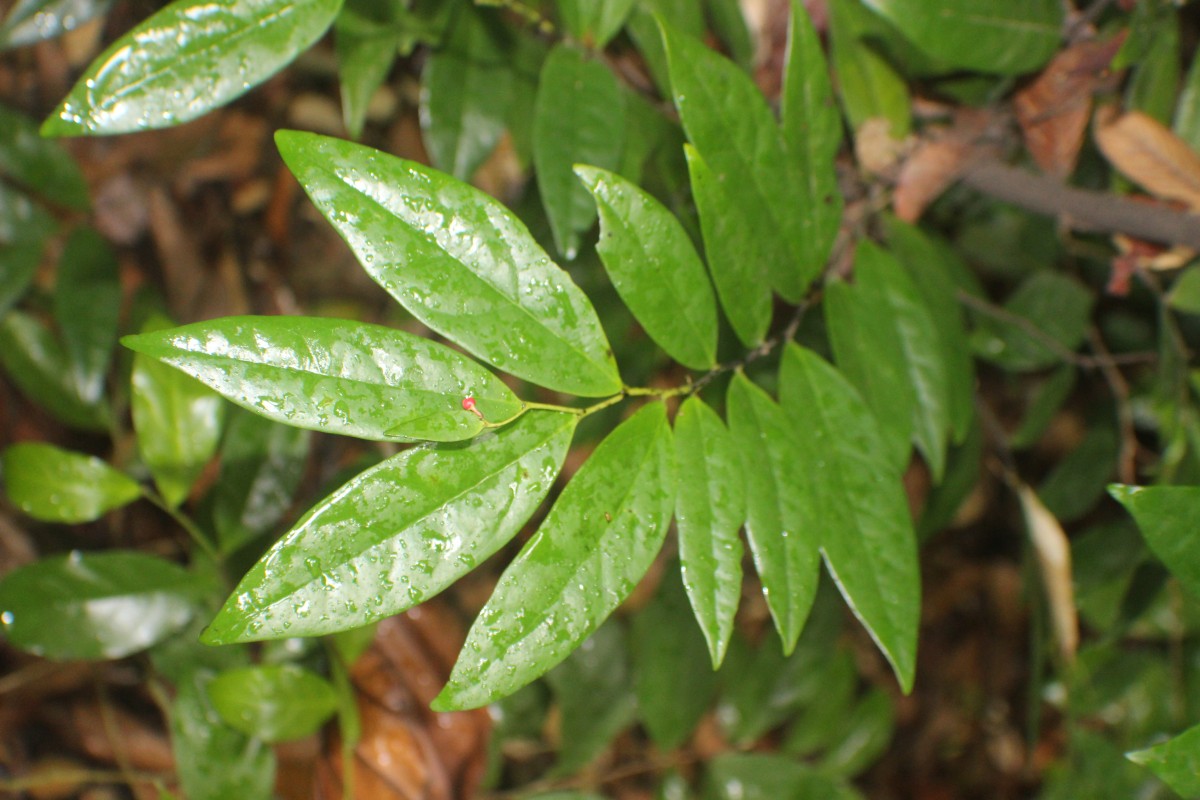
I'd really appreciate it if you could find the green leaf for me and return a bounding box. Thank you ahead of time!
[122,315,520,443]
[208,664,338,743]
[1127,723,1200,797]
[827,0,910,138]
[0,312,108,430]
[419,4,513,179]
[213,410,311,553]
[171,670,275,800]
[55,228,120,406]
[334,5,400,140]
[0,550,202,660]
[816,688,895,777]
[2,442,140,523]
[204,410,576,644]
[276,130,622,397]
[860,0,1061,75]
[626,0,704,95]
[683,145,772,347]
[434,403,674,710]
[661,20,815,301]
[1174,45,1200,152]
[0,0,114,50]
[780,0,842,279]
[1110,485,1200,599]
[546,621,637,774]
[131,317,226,508]
[534,44,625,260]
[779,345,920,692]
[1038,426,1117,523]
[704,754,865,800]
[632,565,717,749]
[705,0,754,70]
[970,271,1093,371]
[673,396,743,667]
[726,373,820,652]
[0,185,54,318]
[575,165,717,369]
[43,0,344,136]
[0,103,89,208]
[1168,266,1200,314]
[554,0,635,48]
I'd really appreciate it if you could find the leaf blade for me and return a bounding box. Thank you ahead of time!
[2,442,140,523]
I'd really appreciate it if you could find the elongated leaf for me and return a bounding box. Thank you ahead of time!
[781,0,842,279]
[1175,46,1200,152]
[0,104,89,208]
[0,185,54,318]
[131,316,226,508]
[1110,485,1200,598]
[827,0,910,138]
[0,312,108,430]
[208,664,337,743]
[861,0,1060,76]
[419,4,513,179]
[779,345,919,691]
[1127,723,1200,797]
[0,0,114,50]
[56,228,120,405]
[661,20,814,301]
[172,670,274,800]
[276,131,622,397]
[684,145,772,346]
[2,442,140,523]
[626,0,704,94]
[554,0,635,48]
[674,396,743,666]
[335,8,399,140]
[433,403,675,710]
[706,753,864,800]
[576,165,716,369]
[970,271,1093,371]
[705,0,753,69]
[534,45,625,260]
[204,411,576,643]
[726,373,820,652]
[43,0,344,136]
[213,410,311,553]
[123,315,520,442]
[0,550,203,660]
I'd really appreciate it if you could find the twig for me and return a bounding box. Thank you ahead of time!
[689,299,813,395]
[1087,328,1138,484]
[960,160,1200,251]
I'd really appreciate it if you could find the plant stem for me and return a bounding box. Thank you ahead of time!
[142,489,222,564]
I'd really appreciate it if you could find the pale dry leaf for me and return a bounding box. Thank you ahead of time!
[1094,107,1200,209]
[856,117,908,176]
[1017,484,1078,665]
[893,109,994,222]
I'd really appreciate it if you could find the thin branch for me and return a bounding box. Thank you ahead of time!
[689,299,813,395]
[960,160,1200,251]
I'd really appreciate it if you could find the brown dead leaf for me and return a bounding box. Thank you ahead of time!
[1094,107,1200,209]
[1017,485,1077,665]
[893,109,995,222]
[1014,34,1125,177]
[69,701,175,773]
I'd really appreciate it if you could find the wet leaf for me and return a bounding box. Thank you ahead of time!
[434,403,674,710]
[576,165,717,369]
[276,130,622,397]
[726,373,820,652]
[0,311,109,430]
[1110,485,1200,599]
[204,411,576,643]
[0,103,89,208]
[2,442,140,523]
[122,315,520,443]
[535,44,626,260]
[779,345,920,691]
[0,0,114,50]
[674,396,743,667]
[1127,722,1200,797]
[0,550,202,660]
[55,228,120,406]
[0,184,54,317]
[208,664,338,743]
[554,0,634,48]
[43,0,343,136]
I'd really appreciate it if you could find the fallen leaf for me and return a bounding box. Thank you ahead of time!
[893,109,995,222]
[1017,484,1077,665]
[1095,107,1200,209]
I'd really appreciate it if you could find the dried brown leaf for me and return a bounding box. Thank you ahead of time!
[1017,484,1078,665]
[893,110,995,222]
[1095,107,1200,209]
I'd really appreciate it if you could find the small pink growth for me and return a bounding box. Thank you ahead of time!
[462,396,485,421]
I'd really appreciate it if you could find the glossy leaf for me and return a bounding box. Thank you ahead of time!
[55,228,120,406]
[661,20,814,301]
[726,373,820,652]
[576,165,717,369]
[861,0,1061,76]
[1110,485,1200,599]
[2,442,140,523]
[684,145,772,347]
[827,0,910,138]
[43,0,344,136]
[970,271,1093,371]
[554,0,635,48]
[419,4,513,179]
[0,0,114,50]
[632,565,717,748]
[534,45,625,260]
[131,316,226,508]
[0,550,202,660]
[779,345,920,691]
[0,312,108,430]
[0,103,89,208]
[204,411,577,643]
[0,185,54,318]
[172,670,274,800]
[1127,723,1200,797]
[673,396,743,666]
[780,0,842,280]
[276,130,622,397]
[546,621,637,773]
[434,403,675,710]
[208,664,338,743]
[213,410,311,553]
[122,315,520,442]
[704,754,864,800]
